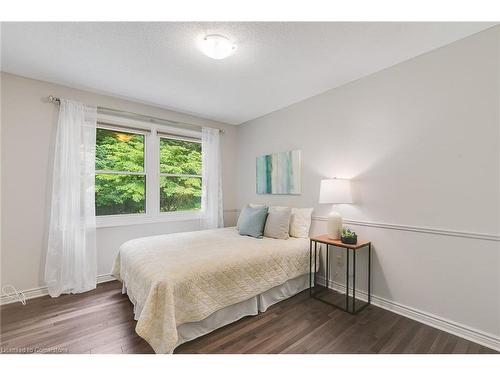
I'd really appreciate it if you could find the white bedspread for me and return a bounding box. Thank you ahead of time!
[111,227,310,353]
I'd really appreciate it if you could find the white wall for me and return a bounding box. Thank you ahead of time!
[237,27,500,339]
[1,25,499,348]
[0,72,239,292]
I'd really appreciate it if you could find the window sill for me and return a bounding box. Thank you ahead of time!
[96,211,202,228]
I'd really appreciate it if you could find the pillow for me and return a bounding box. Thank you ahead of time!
[236,203,266,229]
[289,208,313,238]
[264,206,292,239]
[267,205,289,211]
[238,206,269,238]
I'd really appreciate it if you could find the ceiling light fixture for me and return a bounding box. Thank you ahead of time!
[200,34,237,60]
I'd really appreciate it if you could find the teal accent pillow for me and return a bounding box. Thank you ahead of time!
[238,206,269,239]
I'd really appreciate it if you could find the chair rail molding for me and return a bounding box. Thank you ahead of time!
[312,216,500,242]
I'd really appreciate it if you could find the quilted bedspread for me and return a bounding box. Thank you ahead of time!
[111,227,310,353]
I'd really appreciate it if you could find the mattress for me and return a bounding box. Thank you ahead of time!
[111,227,311,353]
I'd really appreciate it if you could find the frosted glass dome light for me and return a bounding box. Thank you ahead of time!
[200,34,237,60]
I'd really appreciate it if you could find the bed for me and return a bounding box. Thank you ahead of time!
[111,227,312,353]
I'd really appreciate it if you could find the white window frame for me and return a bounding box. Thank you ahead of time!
[95,113,202,228]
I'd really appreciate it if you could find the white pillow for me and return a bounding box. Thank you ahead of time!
[267,205,289,211]
[236,203,267,229]
[264,206,291,239]
[289,208,313,238]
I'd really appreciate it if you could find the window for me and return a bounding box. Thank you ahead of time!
[159,137,202,212]
[95,128,146,216]
[94,115,203,226]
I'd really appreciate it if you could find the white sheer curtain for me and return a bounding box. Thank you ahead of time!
[45,99,97,297]
[201,127,224,229]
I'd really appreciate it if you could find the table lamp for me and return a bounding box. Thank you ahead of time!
[319,178,353,239]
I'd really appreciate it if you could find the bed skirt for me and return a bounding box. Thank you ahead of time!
[121,273,310,352]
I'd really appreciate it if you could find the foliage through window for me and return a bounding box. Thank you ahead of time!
[95,126,203,217]
[95,128,146,215]
[159,138,202,212]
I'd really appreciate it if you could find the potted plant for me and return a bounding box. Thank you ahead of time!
[341,227,357,245]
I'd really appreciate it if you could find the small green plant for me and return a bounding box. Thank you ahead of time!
[341,227,357,239]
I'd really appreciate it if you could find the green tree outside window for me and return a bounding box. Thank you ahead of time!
[95,128,202,215]
[159,138,202,212]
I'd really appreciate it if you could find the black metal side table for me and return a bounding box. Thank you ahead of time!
[309,234,371,314]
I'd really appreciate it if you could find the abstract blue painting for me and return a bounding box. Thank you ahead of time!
[256,150,301,194]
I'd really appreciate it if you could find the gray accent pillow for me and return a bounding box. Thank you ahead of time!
[238,206,269,239]
[264,207,292,239]
[236,203,266,229]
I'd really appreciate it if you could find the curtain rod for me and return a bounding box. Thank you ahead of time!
[47,95,224,135]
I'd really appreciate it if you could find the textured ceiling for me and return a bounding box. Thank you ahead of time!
[1,22,495,124]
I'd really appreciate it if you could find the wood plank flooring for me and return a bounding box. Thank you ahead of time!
[0,281,496,354]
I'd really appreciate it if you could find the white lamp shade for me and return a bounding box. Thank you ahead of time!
[319,178,353,204]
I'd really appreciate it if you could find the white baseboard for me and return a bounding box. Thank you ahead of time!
[0,274,116,306]
[316,275,500,352]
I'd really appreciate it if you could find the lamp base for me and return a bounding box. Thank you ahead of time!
[327,210,343,240]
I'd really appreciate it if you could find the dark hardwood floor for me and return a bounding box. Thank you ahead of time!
[0,281,496,354]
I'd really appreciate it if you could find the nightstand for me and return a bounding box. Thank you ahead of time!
[309,235,371,314]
